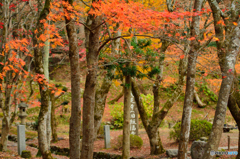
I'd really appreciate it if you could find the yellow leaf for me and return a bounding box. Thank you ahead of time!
[233,22,238,26]
[113,80,120,87]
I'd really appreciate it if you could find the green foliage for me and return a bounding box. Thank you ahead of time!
[169,119,212,142]
[140,94,154,118]
[109,102,124,129]
[114,134,143,150]
[26,107,40,115]
[196,83,218,105]
[62,86,68,92]
[32,119,39,131]
[207,41,217,47]
[57,114,70,125]
[0,112,3,118]
[21,150,32,158]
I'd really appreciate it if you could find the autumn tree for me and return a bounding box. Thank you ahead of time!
[32,0,53,158]
[178,0,204,158]
[63,0,82,158]
[0,0,33,151]
[203,0,240,158]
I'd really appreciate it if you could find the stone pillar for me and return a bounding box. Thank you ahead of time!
[104,125,111,149]
[17,125,26,155]
[130,92,138,136]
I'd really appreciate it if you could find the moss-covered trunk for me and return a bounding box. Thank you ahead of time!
[122,75,131,159]
[203,1,240,158]
[94,77,112,139]
[0,118,9,151]
[50,94,58,142]
[178,0,202,158]
[33,0,53,158]
[227,72,240,159]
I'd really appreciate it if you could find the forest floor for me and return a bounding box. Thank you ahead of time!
[0,128,238,159]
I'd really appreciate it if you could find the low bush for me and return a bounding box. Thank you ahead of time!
[109,102,124,129]
[114,134,143,150]
[169,119,212,142]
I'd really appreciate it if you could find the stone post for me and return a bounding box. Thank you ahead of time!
[104,125,111,149]
[17,125,26,155]
[130,92,138,136]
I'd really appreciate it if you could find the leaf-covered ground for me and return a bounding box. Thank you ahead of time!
[1,128,237,158]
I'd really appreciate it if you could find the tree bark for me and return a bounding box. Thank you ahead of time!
[50,93,58,142]
[94,76,112,139]
[108,87,124,104]
[33,0,53,158]
[203,1,240,158]
[178,0,202,158]
[0,118,9,151]
[43,26,51,148]
[64,0,82,158]
[94,27,121,138]
[81,13,101,159]
[227,72,240,159]
[194,89,206,108]
[122,75,131,159]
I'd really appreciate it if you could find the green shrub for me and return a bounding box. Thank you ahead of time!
[140,94,154,118]
[21,150,32,158]
[57,114,70,125]
[114,134,143,150]
[196,83,218,105]
[169,119,212,142]
[26,107,40,114]
[109,102,124,129]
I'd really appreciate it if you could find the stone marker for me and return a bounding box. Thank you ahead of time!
[104,125,111,149]
[130,92,138,136]
[17,102,28,155]
[191,140,207,159]
[17,125,26,155]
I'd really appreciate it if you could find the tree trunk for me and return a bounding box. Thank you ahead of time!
[108,87,124,104]
[148,130,165,155]
[64,0,82,158]
[50,94,58,142]
[94,27,120,138]
[178,0,202,158]
[194,89,206,108]
[94,76,112,139]
[33,0,53,158]
[81,13,101,159]
[43,26,51,148]
[0,118,9,151]
[122,75,131,159]
[203,1,240,158]
[227,74,240,159]
[131,43,187,155]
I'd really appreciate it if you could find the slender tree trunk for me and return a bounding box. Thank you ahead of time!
[50,94,58,142]
[122,75,131,159]
[227,74,240,159]
[81,14,101,159]
[178,1,202,158]
[94,77,112,139]
[33,0,53,158]
[203,1,240,158]
[94,27,120,138]
[64,0,82,158]
[43,26,51,148]
[108,87,124,104]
